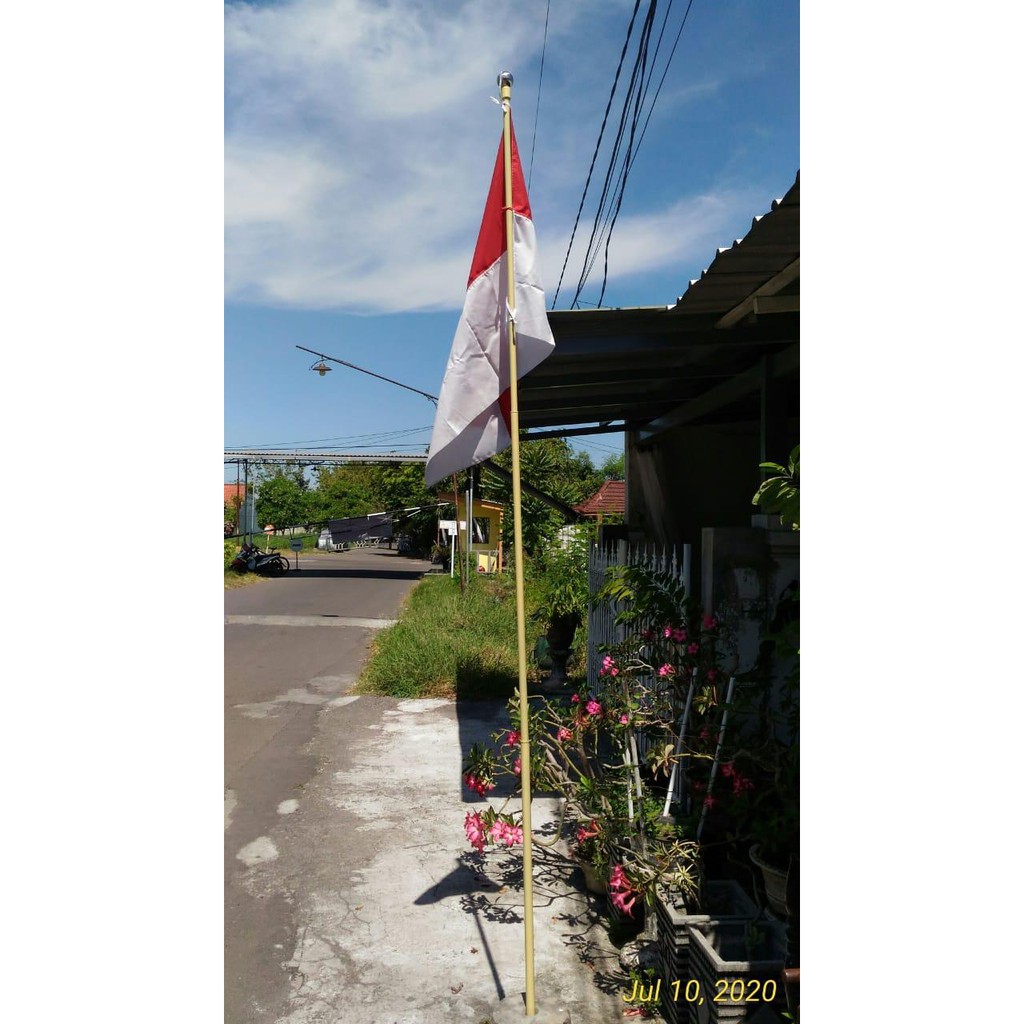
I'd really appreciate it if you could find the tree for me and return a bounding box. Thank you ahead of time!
[486,438,603,555]
[308,465,375,523]
[254,467,309,530]
[600,452,625,480]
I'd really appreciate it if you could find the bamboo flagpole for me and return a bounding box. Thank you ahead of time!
[498,70,537,1017]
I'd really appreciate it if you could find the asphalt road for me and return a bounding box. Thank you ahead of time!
[224,546,435,1023]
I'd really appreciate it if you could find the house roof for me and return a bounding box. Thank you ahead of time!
[439,492,504,514]
[575,480,626,516]
[518,172,799,439]
[224,483,246,503]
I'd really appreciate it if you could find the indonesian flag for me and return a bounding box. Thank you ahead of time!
[424,120,554,487]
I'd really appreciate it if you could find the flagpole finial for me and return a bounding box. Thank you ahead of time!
[497,71,513,88]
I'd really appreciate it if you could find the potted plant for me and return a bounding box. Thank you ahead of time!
[571,817,610,894]
[530,528,592,683]
[727,584,799,917]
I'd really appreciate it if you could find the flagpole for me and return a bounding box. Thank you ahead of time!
[499,69,537,1018]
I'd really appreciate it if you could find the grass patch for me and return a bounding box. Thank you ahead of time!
[356,573,547,700]
[224,569,265,590]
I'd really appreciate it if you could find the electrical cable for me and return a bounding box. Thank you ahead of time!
[528,0,552,192]
[551,0,644,308]
[558,0,699,309]
[572,1,659,308]
[595,0,696,306]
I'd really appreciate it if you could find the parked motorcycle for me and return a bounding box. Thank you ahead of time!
[231,541,289,575]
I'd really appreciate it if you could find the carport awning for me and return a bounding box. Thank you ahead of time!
[518,172,799,439]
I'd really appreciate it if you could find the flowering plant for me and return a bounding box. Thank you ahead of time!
[459,563,740,915]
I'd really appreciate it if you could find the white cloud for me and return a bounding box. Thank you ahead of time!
[225,0,780,313]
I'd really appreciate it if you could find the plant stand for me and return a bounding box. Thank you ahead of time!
[685,918,787,1024]
[654,882,758,1024]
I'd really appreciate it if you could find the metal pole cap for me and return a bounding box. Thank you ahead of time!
[497,71,513,88]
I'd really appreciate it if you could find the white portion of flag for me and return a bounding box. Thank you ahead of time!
[424,213,554,487]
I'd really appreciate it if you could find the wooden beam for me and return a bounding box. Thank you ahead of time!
[715,258,800,328]
[635,343,799,441]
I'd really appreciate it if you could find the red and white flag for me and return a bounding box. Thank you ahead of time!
[424,120,554,487]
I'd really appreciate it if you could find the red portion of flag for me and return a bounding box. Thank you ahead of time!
[467,123,532,288]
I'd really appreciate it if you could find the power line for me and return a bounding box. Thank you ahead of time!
[556,0,700,309]
[552,0,644,308]
[229,426,432,450]
[528,0,552,191]
[572,0,660,309]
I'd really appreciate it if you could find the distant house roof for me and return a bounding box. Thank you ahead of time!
[439,492,504,514]
[224,483,246,504]
[575,480,625,516]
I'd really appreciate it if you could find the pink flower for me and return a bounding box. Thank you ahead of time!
[663,626,673,639]
[671,627,687,643]
[619,714,629,725]
[703,795,716,809]
[702,614,718,631]
[464,811,486,852]
[504,824,524,846]
[707,669,717,682]
[504,730,521,747]
[557,727,572,741]
[608,864,638,916]
[610,890,637,916]
[657,663,674,678]
[571,694,581,704]
[464,772,493,797]
[586,699,601,716]
[687,643,700,655]
[513,757,521,775]
[732,774,755,795]
[720,762,734,778]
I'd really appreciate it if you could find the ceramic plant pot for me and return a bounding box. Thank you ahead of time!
[749,845,790,917]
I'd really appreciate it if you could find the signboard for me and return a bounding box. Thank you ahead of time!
[289,539,303,551]
[263,524,275,534]
[439,519,465,536]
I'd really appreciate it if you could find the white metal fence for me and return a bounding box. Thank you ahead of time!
[587,542,693,803]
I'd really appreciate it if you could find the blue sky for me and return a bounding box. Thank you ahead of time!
[224,0,799,480]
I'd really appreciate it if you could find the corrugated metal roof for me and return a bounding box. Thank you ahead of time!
[519,172,799,435]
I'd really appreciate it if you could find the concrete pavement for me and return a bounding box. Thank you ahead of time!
[226,547,631,1024]
[231,694,629,1024]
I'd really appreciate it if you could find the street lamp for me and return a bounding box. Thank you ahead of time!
[297,345,438,404]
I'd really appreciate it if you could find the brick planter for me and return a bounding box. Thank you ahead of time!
[654,882,758,1024]
[686,918,787,1024]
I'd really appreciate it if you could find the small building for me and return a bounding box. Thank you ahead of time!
[438,492,504,573]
